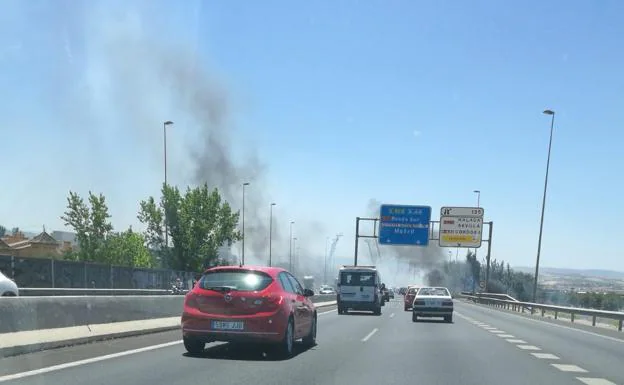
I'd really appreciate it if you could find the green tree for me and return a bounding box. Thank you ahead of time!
[138,183,241,271]
[11,227,20,236]
[0,225,6,238]
[105,227,154,268]
[61,191,113,263]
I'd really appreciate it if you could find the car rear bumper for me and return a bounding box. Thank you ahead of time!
[413,307,453,317]
[339,300,379,311]
[181,311,286,343]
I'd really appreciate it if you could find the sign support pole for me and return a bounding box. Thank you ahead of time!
[485,221,493,292]
[354,217,360,266]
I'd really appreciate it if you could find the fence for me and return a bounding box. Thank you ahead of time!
[0,254,196,290]
[462,293,624,332]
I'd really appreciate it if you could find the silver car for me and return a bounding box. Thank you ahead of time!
[0,271,19,296]
[412,287,453,323]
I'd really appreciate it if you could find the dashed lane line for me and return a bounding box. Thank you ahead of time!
[457,311,618,385]
[361,328,378,342]
[506,339,527,344]
[576,378,616,385]
[516,345,542,351]
[551,364,588,373]
[531,353,560,360]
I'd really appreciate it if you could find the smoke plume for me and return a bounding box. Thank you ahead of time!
[62,5,323,267]
[362,199,447,284]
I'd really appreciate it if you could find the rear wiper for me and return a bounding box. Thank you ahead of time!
[204,286,238,292]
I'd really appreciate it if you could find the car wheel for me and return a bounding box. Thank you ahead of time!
[412,313,418,322]
[374,306,382,316]
[404,305,409,311]
[183,337,205,355]
[302,314,317,347]
[445,315,453,323]
[278,317,295,358]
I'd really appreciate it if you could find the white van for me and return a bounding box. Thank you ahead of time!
[336,265,383,315]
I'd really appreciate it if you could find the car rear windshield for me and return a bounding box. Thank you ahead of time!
[417,288,449,296]
[408,288,418,294]
[340,272,376,286]
[198,270,273,292]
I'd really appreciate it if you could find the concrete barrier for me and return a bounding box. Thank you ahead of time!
[0,294,336,334]
[0,295,337,358]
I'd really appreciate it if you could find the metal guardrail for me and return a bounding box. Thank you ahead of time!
[461,294,624,332]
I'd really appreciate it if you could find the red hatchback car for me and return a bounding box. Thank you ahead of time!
[181,265,317,357]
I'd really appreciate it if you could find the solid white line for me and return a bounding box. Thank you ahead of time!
[361,328,378,342]
[576,378,616,385]
[551,364,587,373]
[506,339,527,344]
[531,353,560,360]
[0,341,182,383]
[516,345,541,351]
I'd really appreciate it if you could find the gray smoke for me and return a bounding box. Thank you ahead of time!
[365,198,446,273]
[64,6,322,266]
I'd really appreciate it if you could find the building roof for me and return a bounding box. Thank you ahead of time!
[0,238,11,250]
[29,231,59,245]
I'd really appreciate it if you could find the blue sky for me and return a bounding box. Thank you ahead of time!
[1,0,623,274]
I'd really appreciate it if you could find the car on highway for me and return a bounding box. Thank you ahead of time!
[181,265,317,357]
[319,285,336,295]
[404,286,419,311]
[0,271,19,296]
[412,286,453,323]
[387,288,395,299]
[336,265,383,315]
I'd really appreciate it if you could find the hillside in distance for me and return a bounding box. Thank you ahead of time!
[514,266,624,280]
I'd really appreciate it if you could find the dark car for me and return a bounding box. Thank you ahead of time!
[181,265,317,357]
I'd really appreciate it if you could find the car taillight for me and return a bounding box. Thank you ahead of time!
[185,293,199,309]
[260,293,283,310]
[442,300,453,306]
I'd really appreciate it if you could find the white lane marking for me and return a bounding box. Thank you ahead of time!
[361,328,378,342]
[497,334,515,338]
[517,345,541,351]
[318,309,336,316]
[576,378,616,385]
[461,303,624,344]
[506,339,527,344]
[489,330,505,334]
[482,326,498,330]
[390,313,395,318]
[0,341,182,383]
[531,353,560,360]
[551,364,588,373]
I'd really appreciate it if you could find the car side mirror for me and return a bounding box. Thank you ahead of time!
[303,288,314,297]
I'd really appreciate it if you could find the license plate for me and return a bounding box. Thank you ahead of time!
[211,321,244,331]
[426,300,440,307]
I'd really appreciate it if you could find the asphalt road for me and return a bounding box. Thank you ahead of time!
[0,300,621,385]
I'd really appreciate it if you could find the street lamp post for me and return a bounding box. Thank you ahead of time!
[163,120,174,250]
[533,109,556,304]
[241,182,250,265]
[292,237,298,273]
[289,221,295,271]
[269,203,276,266]
[324,237,329,285]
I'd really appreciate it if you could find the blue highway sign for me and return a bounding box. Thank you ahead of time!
[378,204,432,246]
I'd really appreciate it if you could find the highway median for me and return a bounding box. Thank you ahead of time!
[0,294,337,358]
